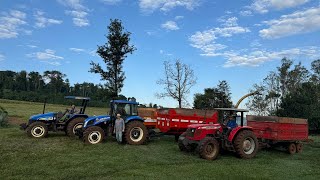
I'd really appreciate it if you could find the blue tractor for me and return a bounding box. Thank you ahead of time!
[77,99,148,145]
[20,96,90,138]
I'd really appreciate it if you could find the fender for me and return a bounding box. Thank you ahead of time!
[228,126,253,142]
[125,115,144,123]
[83,115,111,128]
[67,114,89,123]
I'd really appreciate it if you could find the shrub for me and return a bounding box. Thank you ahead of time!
[0,106,8,127]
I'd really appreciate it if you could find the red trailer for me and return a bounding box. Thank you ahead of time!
[156,108,218,139]
[247,115,308,154]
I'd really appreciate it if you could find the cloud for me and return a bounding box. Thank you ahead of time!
[222,46,320,67]
[259,7,320,39]
[0,10,27,39]
[189,17,250,55]
[34,10,62,28]
[58,0,89,27]
[27,49,64,64]
[139,0,200,13]
[244,0,309,14]
[100,0,122,5]
[161,21,179,30]
[69,47,86,53]
[0,54,5,61]
[175,16,184,20]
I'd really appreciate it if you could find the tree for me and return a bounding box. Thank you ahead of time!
[193,80,232,109]
[246,84,269,116]
[90,19,136,98]
[311,59,320,83]
[157,60,196,108]
[43,70,66,94]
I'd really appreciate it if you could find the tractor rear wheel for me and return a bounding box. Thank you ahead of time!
[26,122,48,138]
[288,143,297,154]
[83,126,105,144]
[234,130,258,159]
[296,143,303,153]
[66,117,85,137]
[198,137,220,160]
[124,121,148,145]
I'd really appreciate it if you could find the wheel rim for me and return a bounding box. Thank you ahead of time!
[31,126,45,137]
[289,144,296,153]
[205,143,217,158]
[73,123,83,134]
[88,131,102,144]
[297,144,302,152]
[243,137,255,155]
[130,127,143,142]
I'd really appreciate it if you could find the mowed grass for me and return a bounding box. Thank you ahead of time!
[1,99,320,179]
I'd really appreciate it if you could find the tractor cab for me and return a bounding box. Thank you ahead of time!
[215,108,249,135]
[109,99,139,121]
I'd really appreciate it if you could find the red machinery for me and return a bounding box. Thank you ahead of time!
[247,115,308,154]
[156,108,218,139]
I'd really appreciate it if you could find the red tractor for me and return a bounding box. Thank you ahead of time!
[178,108,258,160]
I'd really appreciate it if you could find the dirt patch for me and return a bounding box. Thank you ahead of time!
[8,116,25,125]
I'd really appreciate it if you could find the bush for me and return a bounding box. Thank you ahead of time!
[0,106,8,127]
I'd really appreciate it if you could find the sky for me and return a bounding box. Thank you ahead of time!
[0,0,320,108]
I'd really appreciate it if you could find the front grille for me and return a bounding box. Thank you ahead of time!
[185,128,195,137]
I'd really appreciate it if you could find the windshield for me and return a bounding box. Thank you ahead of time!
[113,103,138,116]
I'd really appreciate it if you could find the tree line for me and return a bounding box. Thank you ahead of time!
[246,58,320,132]
[0,70,126,107]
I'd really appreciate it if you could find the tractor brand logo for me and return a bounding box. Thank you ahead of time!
[96,117,108,122]
[39,117,53,121]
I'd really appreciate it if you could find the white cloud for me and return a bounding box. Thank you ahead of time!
[58,0,89,27]
[175,15,184,20]
[161,21,179,30]
[27,45,38,48]
[260,7,320,39]
[69,47,86,52]
[222,46,320,67]
[34,10,62,28]
[246,0,309,14]
[0,54,5,61]
[100,0,122,5]
[27,49,64,60]
[139,0,200,13]
[190,17,250,55]
[0,10,27,39]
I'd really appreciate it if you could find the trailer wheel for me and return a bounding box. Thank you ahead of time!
[66,117,85,137]
[234,130,258,159]
[83,126,105,144]
[26,122,48,138]
[198,137,220,160]
[288,143,297,154]
[296,143,303,153]
[125,121,148,145]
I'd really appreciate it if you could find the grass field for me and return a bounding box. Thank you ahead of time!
[1,99,320,179]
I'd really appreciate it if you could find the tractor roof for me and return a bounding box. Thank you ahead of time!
[214,108,249,112]
[64,96,91,100]
[111,100,139,105]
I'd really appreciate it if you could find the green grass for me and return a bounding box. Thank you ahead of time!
[1,99,320,179]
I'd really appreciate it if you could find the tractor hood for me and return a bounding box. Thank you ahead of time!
[188,123,221,129]
[83,115,111,128]
[30,112,55,121]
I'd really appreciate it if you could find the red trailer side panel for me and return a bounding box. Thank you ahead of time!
[247,115,308,141]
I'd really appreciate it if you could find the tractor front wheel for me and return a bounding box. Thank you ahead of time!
[83,126,105,144]
[26,122,48,138]
[66,117,85,137]
[124,121,148,145]
[198,137,220,160]
[234,130,258,159]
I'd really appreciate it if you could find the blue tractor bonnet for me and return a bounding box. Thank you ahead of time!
[30,112,55,121]
[83,115,111,128]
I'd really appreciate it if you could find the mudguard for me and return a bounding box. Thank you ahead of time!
[125,115,144,123]
[83,115,111,128]
[228,126,253,142]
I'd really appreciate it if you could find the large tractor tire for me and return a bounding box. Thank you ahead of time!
[124,121,148,145]
[26,122,48,138]
[233,130,258,159]
[66,117,85,137]
[198,137,220,160]
[83,126,105,144]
